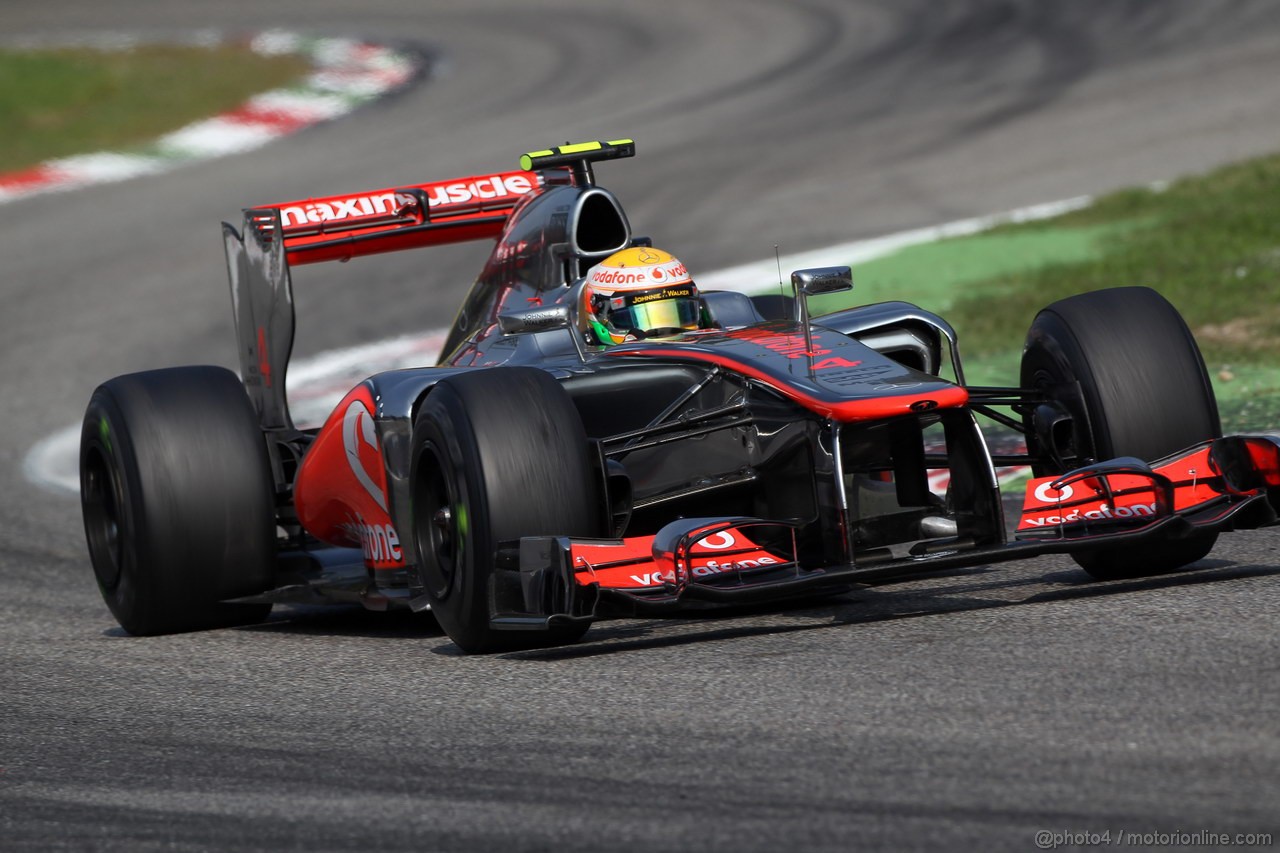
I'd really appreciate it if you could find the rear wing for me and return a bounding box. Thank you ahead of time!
[222,139,635,433]
[222,170,545,432]
[249,170,541,266]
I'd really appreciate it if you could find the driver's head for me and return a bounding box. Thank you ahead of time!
[582,247,703,346]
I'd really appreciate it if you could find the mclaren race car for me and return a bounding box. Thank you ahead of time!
[80,139,1280,652]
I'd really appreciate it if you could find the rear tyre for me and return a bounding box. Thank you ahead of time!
[411,367,599,653]
[80,366,275,634]
[1020,287,1221,580]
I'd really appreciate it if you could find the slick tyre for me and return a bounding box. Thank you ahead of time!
[411,367,599,653]
[1020,286,1221,580]
[80,366,275,634]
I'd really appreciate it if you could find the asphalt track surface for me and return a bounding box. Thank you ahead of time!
[4,2,1280,850]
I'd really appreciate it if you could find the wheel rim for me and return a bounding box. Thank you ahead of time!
[82,446,124,590]
[415,441,461,600]
[1023,354,1095,472]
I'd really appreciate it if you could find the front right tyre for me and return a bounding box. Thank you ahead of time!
[1020,286,1221,580]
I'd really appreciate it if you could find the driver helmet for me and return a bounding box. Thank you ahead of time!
[582,247,703,345]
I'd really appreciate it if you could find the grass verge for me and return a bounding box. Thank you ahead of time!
[817,153,1280,431]
[0,44,311,173]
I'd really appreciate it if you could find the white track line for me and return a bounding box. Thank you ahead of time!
[0,30,423,203]
[699,196,1091,293]
[25,332,449,494]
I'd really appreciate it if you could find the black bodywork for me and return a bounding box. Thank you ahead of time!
[221,142,1279,636]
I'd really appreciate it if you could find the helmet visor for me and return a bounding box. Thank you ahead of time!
[604,285,701,336]
[612,297,702,335]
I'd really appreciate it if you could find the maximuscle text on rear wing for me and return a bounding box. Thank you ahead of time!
[221,169,545,432]
[252,170,541,266]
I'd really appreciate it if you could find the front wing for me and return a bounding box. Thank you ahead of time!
[489,435,1280,631]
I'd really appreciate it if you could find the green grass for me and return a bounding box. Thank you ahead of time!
[809,222,1147,317]
[947,158,1280,365]
[0,45,311,172]
[811,153,1280,430]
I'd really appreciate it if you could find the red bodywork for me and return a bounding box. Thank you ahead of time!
[1017,438,1280,535]
[268,169,549,571]
[571,529,783,590]
[260,169,540,266]
[294,385,405,569]
[565,438,1280,594]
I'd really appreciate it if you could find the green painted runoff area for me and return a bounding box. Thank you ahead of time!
[810,224,1133,316]
[814,155,1280,432]
[810,222,1148,391]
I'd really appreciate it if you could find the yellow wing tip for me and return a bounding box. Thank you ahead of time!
[519,139,636,171]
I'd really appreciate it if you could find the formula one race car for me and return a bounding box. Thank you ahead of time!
[80,139,1280,652]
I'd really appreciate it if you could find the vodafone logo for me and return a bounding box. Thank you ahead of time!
[342,400,388,511]
[698,531,736,550]
[589,259,690,288]
[590,269,649,285]
[341,514,404,563]
[646,260,688,283]
[1033,481,1075,503]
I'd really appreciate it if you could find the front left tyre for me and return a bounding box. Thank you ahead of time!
[410,367,601,653]
[80,366,275,634]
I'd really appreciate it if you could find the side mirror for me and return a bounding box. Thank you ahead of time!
[789,267,853,355]
[498,304,572,335]
[791,266,853,296]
